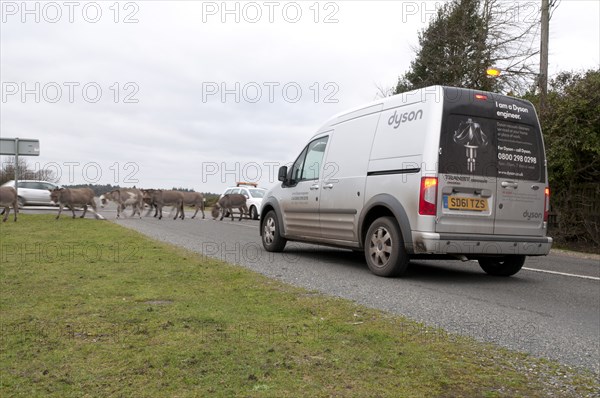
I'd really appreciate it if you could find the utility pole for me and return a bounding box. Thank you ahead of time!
[539,0,550,111]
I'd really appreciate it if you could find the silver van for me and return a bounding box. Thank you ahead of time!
[260,86,552,277]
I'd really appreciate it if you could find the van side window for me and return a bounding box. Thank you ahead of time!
[289,136,329,184]
[290,146,308,184]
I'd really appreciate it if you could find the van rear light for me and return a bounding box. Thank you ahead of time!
[475,94,488,100]
[544,187,550,222]
[419,177,438,216]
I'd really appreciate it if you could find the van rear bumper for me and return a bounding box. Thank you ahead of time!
[412,232,552,256]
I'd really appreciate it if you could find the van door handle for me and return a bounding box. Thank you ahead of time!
[310,184,319,190]
[474,189,492,197]
[323,183,334,189]
[501,181,519,189]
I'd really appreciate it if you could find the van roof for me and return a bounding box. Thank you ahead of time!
[313,85,445,135]
[313,85,535,137]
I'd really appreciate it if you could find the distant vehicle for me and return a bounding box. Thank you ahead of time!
[220,183,266,220]
[1,180,60,208]
[260,86,552,277]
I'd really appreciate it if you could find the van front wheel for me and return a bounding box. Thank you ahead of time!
[364,217,409,277]
[262,210,287,252]
[478,255,525,276]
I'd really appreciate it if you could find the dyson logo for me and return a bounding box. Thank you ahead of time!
[523,210,543,220]
[387,109,423,129]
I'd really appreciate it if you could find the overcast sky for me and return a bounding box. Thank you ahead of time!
[1,0,599,193]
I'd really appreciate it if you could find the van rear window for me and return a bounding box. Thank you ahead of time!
[439,115,544,182]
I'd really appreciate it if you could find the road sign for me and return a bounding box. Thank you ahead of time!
[0,138,41,199]
[0,138,40,156]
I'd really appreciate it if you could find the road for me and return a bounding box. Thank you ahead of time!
[20,207,600,373]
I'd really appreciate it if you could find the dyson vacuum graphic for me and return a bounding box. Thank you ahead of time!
[453,118,489,172]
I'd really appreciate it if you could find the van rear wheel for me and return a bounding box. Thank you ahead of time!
[262,210,287,252]
[478,255,525,276]
[365,217,409,277]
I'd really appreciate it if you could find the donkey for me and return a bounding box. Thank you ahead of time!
[142,189,184,220]
[100,188,144,218]
[212,194,248,221]
[0,186,18,222]
[142,189,159,217]
[49,188,104,220]
[182,192,206,219]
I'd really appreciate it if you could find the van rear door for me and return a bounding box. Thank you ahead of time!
[493,109,546,236]
[436,114,497,235]
[436,89,547,237]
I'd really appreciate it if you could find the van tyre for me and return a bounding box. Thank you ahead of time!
[478,255,525,276]
[262,210,287,252]
[365,217,409,277]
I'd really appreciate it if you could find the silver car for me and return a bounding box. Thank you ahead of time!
[1,180,60,207]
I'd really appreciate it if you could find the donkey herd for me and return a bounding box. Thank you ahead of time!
[0,186,249,223]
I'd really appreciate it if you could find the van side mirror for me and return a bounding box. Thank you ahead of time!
[278,166,288,182]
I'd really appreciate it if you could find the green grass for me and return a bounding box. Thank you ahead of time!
[1,215,598,397]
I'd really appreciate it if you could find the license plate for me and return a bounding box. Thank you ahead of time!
[444,196,488,211]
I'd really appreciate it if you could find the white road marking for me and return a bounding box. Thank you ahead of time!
[523,267,600,281]
[219,220,258,229]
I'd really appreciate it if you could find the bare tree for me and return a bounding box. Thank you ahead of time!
[374,83,396,99]
[394,0,555,95]
[0,157,58,185]
[481,0,542,93]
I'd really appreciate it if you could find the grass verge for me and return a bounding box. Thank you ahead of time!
[1,215,598,397]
